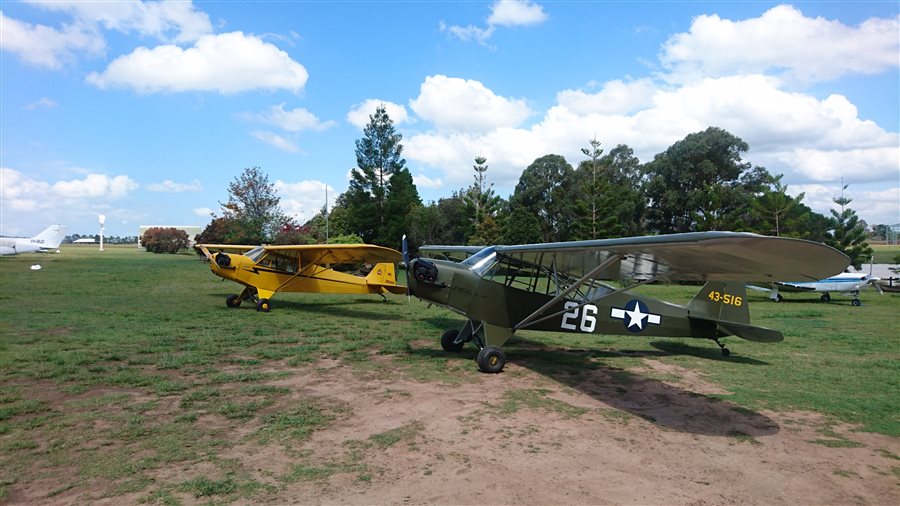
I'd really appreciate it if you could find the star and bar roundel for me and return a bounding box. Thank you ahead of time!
[610,300,662,333]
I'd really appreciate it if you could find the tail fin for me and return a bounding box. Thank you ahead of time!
[688,281,782,342]
[366,262,406,294]
[33,225,67,249]
[688,281,750,324]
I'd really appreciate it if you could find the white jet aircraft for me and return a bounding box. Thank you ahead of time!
[0,225,67,256]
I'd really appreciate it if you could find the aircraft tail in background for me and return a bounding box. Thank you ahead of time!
[0,225,67,256]
[366,262,407,294]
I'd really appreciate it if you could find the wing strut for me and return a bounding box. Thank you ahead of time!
[513,254,624,331]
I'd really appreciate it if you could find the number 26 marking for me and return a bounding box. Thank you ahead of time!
[561,301,597,332]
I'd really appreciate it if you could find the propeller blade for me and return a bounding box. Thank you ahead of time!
[868,277,884,294]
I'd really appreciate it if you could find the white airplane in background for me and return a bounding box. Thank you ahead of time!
[0,225,67,256]
[751,270,882,306]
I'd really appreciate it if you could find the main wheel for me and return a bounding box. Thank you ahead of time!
[440,329,464,352]
[820,293,831,303]
[721,347,731,357]
[256,298,271,312]
[476,346,506,374]
[851,299,861,306]
[226,294,242,308]
[775,294,784,303]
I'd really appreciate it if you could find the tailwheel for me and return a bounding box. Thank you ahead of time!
[476,346,506,374]
[851,299,861,307]
[256,298,271,312]
[712,337,730,357]
[440,329,465,352]
[226,294,242,308]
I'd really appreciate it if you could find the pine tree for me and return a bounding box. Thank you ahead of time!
[826,184,873,270]
[346,105,406,243]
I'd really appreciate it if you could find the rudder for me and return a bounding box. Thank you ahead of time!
[366,262,405,294]
[687,281,750,325]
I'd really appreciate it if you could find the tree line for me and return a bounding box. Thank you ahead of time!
[196,106,876,268]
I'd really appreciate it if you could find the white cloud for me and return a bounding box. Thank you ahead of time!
[790,184,900,226]
[248,103,336,132]
[488,0,548,26]
[251,131,300,153]
[85,32,309,94]
[29,0,212,43]
[438,21,494,45]
[770,147,899,183]
[274,180,335,223]
[410,75,532,133]
[23,97,59,110]
[404,74,899,192]
[442,0,547,45]
[0,11,104,69]
[2,1,213,69]
[146,179,202,192]
[51,172,139,199]
[660,5,900,84]
[346,100,410,129]
[413,174,443,189]
[556,79,657,115]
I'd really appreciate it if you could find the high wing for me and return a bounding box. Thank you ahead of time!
[473,231,848,282]
[420,245,483,262]
[260,244,401,266]
[195,244,256,259]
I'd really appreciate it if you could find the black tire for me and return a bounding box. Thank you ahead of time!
[226,294,242,308]
[441,329,464,352]
[820,293,831,303]
[851,299,861,307]
[776,294,784,303]
[256,298,271,312]
[476,346,506,374]
[721,347,731,357]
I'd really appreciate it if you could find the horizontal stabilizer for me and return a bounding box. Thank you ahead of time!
[716,321,784,343]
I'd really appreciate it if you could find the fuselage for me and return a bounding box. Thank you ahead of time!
[0,225,66,256]
[407,254,717,341]
[778,272,874,293]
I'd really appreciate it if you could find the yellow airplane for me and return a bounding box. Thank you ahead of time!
[196,243,406,312]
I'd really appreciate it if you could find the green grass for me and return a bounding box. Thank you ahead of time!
[1,246,898,502]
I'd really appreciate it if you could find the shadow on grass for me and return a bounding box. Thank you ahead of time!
[411,337,780,438]
[649,341,769,365]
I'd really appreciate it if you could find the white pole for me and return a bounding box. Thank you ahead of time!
[98,215,106,252]
[325,185,329,244]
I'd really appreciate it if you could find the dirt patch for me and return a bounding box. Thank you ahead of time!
[3,357,898,505]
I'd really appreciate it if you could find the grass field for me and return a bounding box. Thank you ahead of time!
[1,245,898,503]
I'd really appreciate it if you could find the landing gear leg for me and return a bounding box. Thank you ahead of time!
[711,337,730,357]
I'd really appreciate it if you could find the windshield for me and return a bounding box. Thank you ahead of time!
[244,246,266,263]
[461,247,498,277]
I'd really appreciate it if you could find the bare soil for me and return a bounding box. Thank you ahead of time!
[6,351,899,505]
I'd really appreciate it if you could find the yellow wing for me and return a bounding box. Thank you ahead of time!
[262,244,402,266]
[194,244,257,260]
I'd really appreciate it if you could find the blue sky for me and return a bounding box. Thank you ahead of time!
[2,0,898,237]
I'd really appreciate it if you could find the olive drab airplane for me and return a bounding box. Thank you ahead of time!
[196,243,406,312]
[405,232,849,373]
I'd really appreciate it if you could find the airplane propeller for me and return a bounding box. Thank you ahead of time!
[402,234,411,301]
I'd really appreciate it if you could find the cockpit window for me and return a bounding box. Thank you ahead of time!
[245,246,265,263]
[461,247,498,277]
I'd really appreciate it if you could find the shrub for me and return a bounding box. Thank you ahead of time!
[141,227,190,254]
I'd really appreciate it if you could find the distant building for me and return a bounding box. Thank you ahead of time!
[137,225,203,249]
[73,238,97,244]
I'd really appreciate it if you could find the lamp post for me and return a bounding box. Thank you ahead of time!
[98,214,105,252]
